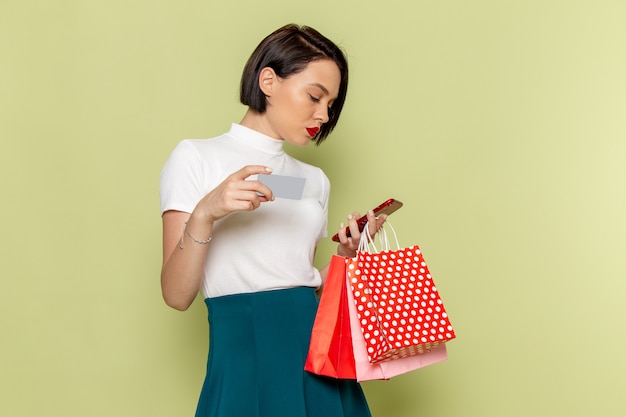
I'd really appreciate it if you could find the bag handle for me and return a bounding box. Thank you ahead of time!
[357,220,400,254]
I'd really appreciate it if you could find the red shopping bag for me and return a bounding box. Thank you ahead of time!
[304,255,356,379]
[345,272,448,381]
[347,224,456,364]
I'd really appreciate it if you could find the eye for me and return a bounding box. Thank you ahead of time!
[308,94,321,103]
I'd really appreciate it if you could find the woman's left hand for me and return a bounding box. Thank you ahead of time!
[335,210,387,258]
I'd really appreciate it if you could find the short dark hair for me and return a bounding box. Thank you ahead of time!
[240,24,349,145]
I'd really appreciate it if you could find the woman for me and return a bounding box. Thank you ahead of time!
[160,24,386,417]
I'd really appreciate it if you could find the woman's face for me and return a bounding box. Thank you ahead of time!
[262,59,341,146]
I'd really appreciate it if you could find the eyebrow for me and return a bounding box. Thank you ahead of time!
[309,82,330,95]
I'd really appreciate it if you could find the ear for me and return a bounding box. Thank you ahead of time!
[258,67,277,97]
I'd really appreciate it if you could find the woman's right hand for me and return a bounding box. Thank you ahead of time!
[192,165,276,224]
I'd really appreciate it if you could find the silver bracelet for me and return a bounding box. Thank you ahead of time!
[178,222,212,249]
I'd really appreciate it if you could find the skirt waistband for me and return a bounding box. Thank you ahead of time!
[204,287,318,318]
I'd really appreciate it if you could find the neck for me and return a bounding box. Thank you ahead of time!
[239,109,281,140]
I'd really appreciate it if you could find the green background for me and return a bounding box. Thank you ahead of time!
[2,1,625,416]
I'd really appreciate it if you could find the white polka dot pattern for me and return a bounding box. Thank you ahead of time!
[347,245,456,364]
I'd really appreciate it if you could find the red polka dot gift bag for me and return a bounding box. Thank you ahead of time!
[346,222,456,364]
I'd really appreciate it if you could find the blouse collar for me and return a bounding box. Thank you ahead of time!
[227,123,285,156]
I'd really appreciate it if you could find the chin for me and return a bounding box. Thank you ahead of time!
[287,136,313,147]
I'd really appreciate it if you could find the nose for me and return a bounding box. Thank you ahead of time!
[315,106,330,124]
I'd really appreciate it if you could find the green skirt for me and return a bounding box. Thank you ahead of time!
[195,287,371,417]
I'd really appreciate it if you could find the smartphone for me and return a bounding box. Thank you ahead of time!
[331,198,403,242]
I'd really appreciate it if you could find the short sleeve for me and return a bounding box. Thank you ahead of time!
[319,169,331,238]
[159,140,204,215]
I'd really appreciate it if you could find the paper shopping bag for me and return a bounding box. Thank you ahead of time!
[345,272,448,381]
[305,255,356,379]
[347,238,456,364]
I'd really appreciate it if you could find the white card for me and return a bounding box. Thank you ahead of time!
[258,174,306,200]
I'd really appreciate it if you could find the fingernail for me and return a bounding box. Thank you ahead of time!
[265,167,273,172]
[340,222,345,229]
[368,210,374,216]
[347,214,353,220]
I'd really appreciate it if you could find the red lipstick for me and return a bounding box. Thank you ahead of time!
[306,127,320,138]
